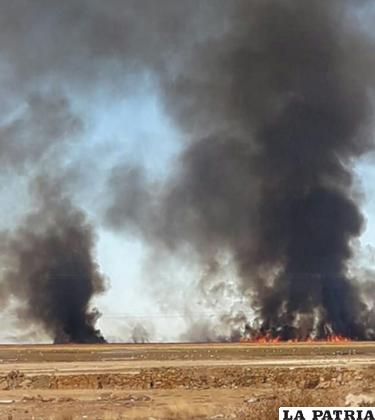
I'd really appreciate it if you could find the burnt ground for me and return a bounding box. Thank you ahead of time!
[0,342,374,419]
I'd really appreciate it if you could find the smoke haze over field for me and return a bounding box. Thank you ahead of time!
[0,0,375,341]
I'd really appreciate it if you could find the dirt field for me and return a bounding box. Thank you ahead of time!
[0,342,375,419]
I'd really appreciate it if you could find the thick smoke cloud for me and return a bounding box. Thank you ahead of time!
[1,0,375,342]
[106,1,375,339]
[0,177,106,343]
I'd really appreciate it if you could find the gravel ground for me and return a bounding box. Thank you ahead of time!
[0,342,374,419]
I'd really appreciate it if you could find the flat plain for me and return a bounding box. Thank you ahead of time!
[0,342,375,419]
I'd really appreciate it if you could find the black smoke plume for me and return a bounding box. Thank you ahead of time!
[1,178,106,343]
[106,1,375,339]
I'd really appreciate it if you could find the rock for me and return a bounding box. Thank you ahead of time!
[6,370,25,390]
[345,393,375,406]
[316,381,330,389]
[97,392,113,401]
[303,377,320,389]
[21,394,55,403]
[244,397,259,403]
[131,394,152,402]
[37,394,55,403]
[261,395,277,401]
[56,396,75,402]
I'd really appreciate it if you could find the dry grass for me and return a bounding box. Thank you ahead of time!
[58,392,338,419]
[138,401,215,419]
[56,404,215,420]
[235,390,339,420]
[48,390,344,420]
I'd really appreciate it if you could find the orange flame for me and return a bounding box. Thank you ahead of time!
[240,334,351,344]
[325,334,351,343]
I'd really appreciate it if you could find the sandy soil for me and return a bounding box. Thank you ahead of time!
[0,342,374,419]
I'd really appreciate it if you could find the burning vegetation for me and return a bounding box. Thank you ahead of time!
[240,328,352,344]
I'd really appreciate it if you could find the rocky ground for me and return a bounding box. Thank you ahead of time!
[0,342,374,419]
